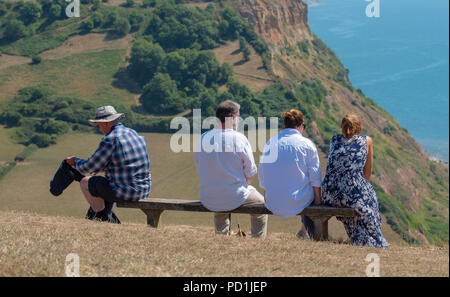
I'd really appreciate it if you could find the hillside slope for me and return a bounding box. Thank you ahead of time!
[231,0,449,244]
[0,211,448,277]
[0,0,448,245]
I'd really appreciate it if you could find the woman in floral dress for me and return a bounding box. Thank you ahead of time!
[322,114,388,248]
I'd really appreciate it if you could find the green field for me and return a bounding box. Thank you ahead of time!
[0,126,25,161]
[0,49,135,106]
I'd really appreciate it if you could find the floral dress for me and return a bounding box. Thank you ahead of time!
[322,134,388,248]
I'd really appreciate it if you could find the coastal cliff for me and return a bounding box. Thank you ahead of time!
[233,0,449,244]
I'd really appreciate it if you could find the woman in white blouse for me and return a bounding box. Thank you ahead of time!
[259,109,322,239]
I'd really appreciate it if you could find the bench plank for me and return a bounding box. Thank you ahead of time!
[117,198,358,240]
[117,198,358,217]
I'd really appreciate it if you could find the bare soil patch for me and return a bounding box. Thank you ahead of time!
[40,33,134,60]
[213,40,274,93]
[0,54,31,71]
[102,0,143,6]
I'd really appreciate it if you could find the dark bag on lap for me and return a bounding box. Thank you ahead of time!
[50,160,84,196]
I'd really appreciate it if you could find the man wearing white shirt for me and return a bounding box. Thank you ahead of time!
[194,100,268,238]
[259,109,322,239]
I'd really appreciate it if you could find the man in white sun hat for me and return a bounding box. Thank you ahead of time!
[65,106,152,222]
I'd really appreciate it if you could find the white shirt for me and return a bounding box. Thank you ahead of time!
[194,129,257,212]
[259,128,322,218]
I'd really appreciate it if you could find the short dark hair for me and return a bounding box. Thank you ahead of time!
[216,100,240,123]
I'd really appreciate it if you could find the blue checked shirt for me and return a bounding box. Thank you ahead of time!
[74,123,151,201]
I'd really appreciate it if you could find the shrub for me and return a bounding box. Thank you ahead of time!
[3,20,27,42]
[298,41,309,56]
[92,12,103,28]
[80,19,94,33]
[91,0,101,11]
[18,0,42,25]
[105,10,119,27]
[48,4,62,20]
[140,73,184,115]
[35,119,69,135]
[0,162,16,181]
[124,0,135,7]
[31,55,42,64]
[0,111,22,127]
[112,17,130,36]
[14,144,38,162]
[30,133,55,148]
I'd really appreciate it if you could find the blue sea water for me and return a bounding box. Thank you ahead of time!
[308,0,449,161]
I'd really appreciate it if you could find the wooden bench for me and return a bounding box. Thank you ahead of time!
[116,198,358,241]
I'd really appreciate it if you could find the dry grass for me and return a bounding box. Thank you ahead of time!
[0,126,25,162]
[184,2,210,9]
[40,33,134,60]
[0,54,31,71]
[102,0,143,6]
[0,131,405,245]
[213,40,274,93]
[0,211,447,277]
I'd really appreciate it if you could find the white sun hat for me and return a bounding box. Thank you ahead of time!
[88,106,124,126]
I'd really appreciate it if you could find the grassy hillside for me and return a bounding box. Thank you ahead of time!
[0,0,448,245]
[0,211,448,276]
[0,130,406,244]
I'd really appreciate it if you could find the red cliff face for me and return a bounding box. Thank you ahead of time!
[235,0,312,49]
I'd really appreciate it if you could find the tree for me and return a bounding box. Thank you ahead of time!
[18,1,43,25]
[92,12,103,28]
[91,0,101,10]
[242,46,251,61]
[112,17,130,36]
[3,20,27,42]
[129,10,144,25]
[163,51,187,84]
[80,19,94,33]
[128,39,166,86]
[219,63,233,84]
[239,36,251,61]
[124,0,134,7]
[105,9,119,27]
[198,90,217,116]
[30,133,55,148]
[48,4,62,20]
[129,10,144,31]
[192,51,220,87]
[140,73,184,115]
[0,111,22,127]
[0,2,7,17]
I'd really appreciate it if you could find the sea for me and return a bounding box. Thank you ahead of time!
[307,0,449,161]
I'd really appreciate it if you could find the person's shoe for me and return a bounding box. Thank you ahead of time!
[86,207,121,224]
[85,207,96,220]
[296,230,311,240]
[108,211,121,224]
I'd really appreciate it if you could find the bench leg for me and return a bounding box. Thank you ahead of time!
[307,216,331,241]
[141,209,163,228]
